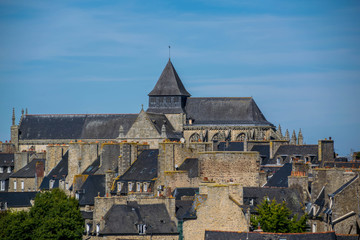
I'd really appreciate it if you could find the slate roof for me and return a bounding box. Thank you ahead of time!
[178,158,198,178]
[270,144,318,164]
[323,162,360,168]
[185,97,273,126]
[329,174,359,198]
[175,200,193,220]
[81,211,93,220]
[78,174,105,206]
[251,145,270,164]
[0,191,37,208]
[217,142,244,151]
[243,187,304,216]
[264,163,292,188]
[40,152,68,189]
[82,156,100,175]
[148,60,190,97]
[146,113,181,139]
[205,230,337,240]
[172,188,199,200]
[100,202,178,235]
[19,114,138,140]
[0,153,15,167]
[10,159,45,178]
[118,149,158,182]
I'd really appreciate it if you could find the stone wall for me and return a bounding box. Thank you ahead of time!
[318,139,335,163]
[90,235,178,240]
[183,184,248,240]
[269,140,288,159]
[45,145,68,175]
[0,142,15,153]
[163,171,199,192]
[165,113,184,132]
[67,142,99,187]
[9,177,36,192]
[198,151,260,186]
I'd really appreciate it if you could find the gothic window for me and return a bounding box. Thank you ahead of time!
[236,133,246,141]
[189,133,201,142]
[212,132,225,142]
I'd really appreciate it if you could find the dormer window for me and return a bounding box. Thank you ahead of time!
[50,179,55,189]
[137,224,146,235]
[136,182,141,192]
[276,158,281,165]
[7,167,11,173]
[117,182,122,192]
[128,182,133,192]
[86,223,92,235]
[144,183,148,192]
[0,167,3,173]
[96,224,100,236]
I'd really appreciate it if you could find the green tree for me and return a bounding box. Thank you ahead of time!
[250,198,307,233]
[0,189,84,240]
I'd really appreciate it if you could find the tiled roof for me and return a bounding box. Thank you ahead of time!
[78,174,105,206]
[205,230,337,240]
[10,159,45,178]
[0,191,37,208]
[0,153,15,167]
[264,163,292,188]
[178,158,198,178]
[185,97,273,126]
[148,60,190,97]
[19,114,138,140]
[100,202,178,235]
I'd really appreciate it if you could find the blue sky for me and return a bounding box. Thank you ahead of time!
[0,0,359,156]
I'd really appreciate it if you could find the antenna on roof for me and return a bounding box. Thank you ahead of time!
[168,45,171,60]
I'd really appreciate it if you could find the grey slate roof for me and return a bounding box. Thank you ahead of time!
[217,142,244,151]
[78,174,105,206]
[205,230,337,240]
[100,202,178,235]
[147,113,181,139]
[0,153,15,167]
[185,97,273,126]
[10,159,45,178]
[178,158,198,178]
[19,114,138,140]
[251,145,270,164]
[270,144,318,164]
[0,191,37,208]
[243,187,304,216]
[264,163,292,188]
[172,188,199,200]
[40,152,68,189]
[148,60,190,97]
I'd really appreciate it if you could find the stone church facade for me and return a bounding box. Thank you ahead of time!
[10,59,283,150]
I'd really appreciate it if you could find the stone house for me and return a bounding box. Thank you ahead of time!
[0,153,14,191]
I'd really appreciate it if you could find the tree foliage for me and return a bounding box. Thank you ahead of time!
[0,189,84,240]
[250,198,307,233]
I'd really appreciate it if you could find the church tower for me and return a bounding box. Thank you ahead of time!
[147,59,191,114]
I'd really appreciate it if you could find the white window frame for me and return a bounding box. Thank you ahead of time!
[0,167,3,173]
[50,179,55,189]
[143,183,148,192]
[96,224,100,236]
[0,180,5,191]
[136,182,141,192]
[128,182,133,192]
[21,180,24,191]
[7,167,11,173]
[13,180,17,191]
[117,182,122,192]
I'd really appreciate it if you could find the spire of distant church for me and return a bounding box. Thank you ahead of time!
[12,108,15,126]
[291,130,297,145]
[298,129,303,145]
[285,129,290,141]
[26,108,28,115]
[148,60,191,97]
[278,124,283,138]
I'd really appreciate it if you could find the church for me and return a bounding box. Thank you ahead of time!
[11,59,282,150]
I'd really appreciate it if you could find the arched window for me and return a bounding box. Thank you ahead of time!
[236,133,246,141]
[212,132,225,142]
[189,133,201,142]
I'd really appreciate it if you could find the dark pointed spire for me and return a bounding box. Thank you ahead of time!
[148,60,191,96]
[25,108,28,115]
[278,124,283,138]
[12,108,15,125]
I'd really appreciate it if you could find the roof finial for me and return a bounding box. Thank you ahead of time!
[12,108,15,125]
[168,45,171,60]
